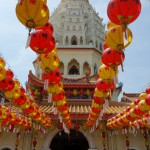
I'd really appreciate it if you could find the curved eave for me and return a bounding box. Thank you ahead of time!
[28,71,97,88]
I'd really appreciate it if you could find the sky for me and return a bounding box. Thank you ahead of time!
[0,0,150,99]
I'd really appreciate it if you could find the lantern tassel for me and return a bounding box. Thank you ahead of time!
[25,34,31,49]
[48,93,52,103]
[114,75,119,85]
[123,29,128,45]
[120,55,124,72]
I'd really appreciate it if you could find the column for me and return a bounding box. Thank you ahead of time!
[90,64,94,76]
[64,63,68,76]
[80,63,83,77]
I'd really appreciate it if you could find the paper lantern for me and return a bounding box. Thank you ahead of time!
[0,67,6,81]
[36,22,54,34]
[13,94,27,105]
[47,82,63,95]
[16,0,49,29]
[102,48,125,68]
[94,88,109,99]
[52,91,65,101]
[0,57,6,68]
[57,122,63,130]
[96,78,110,92]
[40,50,60,71]
[133,105,145,116]
[74,123,80,131]
[105,25,132,51]
[6,69,14,79]
[107,21,116,30]
[30,30,56,54]
[145,94,150,106]
[98,64,118,82]
[146,86,150,94]
[107,0,141,26]
[42,69,62,84]
[93,96,105,105]
[0,77,15,91]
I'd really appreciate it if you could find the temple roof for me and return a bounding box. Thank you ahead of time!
[28,70,98,88]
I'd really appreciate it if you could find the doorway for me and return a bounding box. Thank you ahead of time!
[50,130,89,150]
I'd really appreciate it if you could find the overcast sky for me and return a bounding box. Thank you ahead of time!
[0,0,150,98]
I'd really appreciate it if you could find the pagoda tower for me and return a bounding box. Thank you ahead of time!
[33,0,105,79]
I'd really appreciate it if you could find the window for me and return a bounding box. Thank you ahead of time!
[69,65,79,75]
[71,35,77,45]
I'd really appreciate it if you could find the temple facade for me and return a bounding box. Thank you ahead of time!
[0,0,148,150]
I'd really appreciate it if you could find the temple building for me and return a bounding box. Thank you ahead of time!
[0,0,148,150]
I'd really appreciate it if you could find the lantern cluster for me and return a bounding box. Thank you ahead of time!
[102,0,142,79]
[107,86,150,130]
[0,105,31,130]
[38,48,72,131]
[0,57,52,129]
[16,0,55,54]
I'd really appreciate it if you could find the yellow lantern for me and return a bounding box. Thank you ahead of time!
[21,99,31,110]
[40,50,60,71]
[0,57,6,68]
[0,67,6,81]
[55,98,66,107]
[139,92,147,100]
[94,88,109,99]
[47,82,63,94]
[130,102,135,109]
[16,0,49,29]
[138,100,146,112]
[13,78,20,87]
[129,108,138,118]
[98,64,118,82]
[105,25,132,51]
[107,21,116,30]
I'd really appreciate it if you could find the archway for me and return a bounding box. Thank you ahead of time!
[71,36,77,45]
[0,146,14,150]
[50,130,89,150]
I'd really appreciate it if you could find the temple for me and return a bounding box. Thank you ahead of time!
[0,0,147,150]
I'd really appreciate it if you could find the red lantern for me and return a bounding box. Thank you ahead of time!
[126,113,134,121]
[36,22,54,34]
[74,123,80,131]
[96,78,110,92]
[20,86,25,95]
[57,122,63,130]
[52,91,65,101]
[93,96,105,105]
[145,94,150,106]
[0,77,15,91]
[13,94,27,105]
[133,105,145,116]
[102,48,125,68]
[92,107,101,114]
[107,0,141,26]
[6,69,14,78]
[42,69,62,84]
[30,30,55,54]
[146,86,150,94]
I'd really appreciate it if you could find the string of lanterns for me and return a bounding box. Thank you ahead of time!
[0,57,52,129]
[107,86,150,130]
[15,0,72,132]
